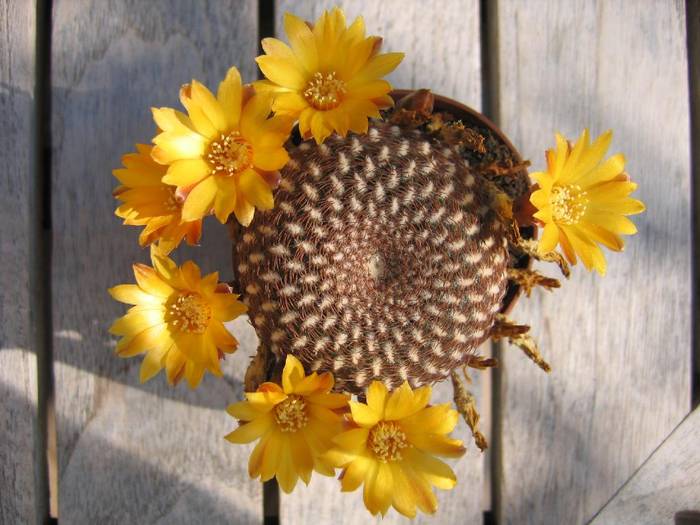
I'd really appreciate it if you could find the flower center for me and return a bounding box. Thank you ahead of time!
[207,132,252,176]
[274,395,309,432]
[166,292,212,334]
[550,184,588,224]
[303,71,347,110]
[368,421,409,462]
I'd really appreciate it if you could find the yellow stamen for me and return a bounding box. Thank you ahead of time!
[550,184,588,224]
[166,293,212,334]
[303,71,347,110]
[368,421,409,462]
[207,132,252,176]
[274,395,308,432]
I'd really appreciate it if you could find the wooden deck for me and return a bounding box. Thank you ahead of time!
[1,1,698,523]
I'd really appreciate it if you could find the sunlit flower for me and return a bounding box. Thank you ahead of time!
[108,248,247,388]
[113,144,202,253]
[326,381,465,518]
[225,355,349,493]
[530,129,645,275]
[255,7,404,144]
[151,66,293,226]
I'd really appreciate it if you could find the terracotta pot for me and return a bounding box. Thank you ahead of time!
[390,89,535,316]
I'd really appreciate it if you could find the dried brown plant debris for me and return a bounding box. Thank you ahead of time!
[490,314,530,340]
[451,371,488,451]
[515,237,571,278]
[510,333,552,373]
[491,315,551,373]
[507,268,560,297]
[438,121,487,153]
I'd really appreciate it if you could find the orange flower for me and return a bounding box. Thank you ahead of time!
[226,355,349,492]
[113,144,201,253]
[151,67,293,226]
[255,7,403,143]
[530,129,645,275]
[326,381,465,517]
[108,248,247,388]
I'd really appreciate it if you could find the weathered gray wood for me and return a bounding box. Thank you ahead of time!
[591,406,700,524]
[0,0,39,523]
[495,2,692,524]
[51,1,262,522]
[274,2,485,523]
[276,0,482,104]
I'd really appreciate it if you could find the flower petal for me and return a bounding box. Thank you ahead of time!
[276,437,299,493]
[538,222,560,255]
[350,52,404,85]
[289,432,314,485]
[367,461,393,516]
[115,323,168,358]
[332,427,370,455]
[404,448,457,490]
[109,308,165,337]
[284,12,318,72]
[132,263,173,297]
[139,345,168,383]
[366,381,387,418]
[340,455,372,492]
[282,354,306,393]
[252,146,289,172]
[349,401,380,428]
[260,430,282,481]
[248,434,267,478]
[233,194,256,227]
[217,66,243,130]
[108,284,162,306]
[226,400,261,422]
[239,169,274,211]
[181,175,218,221]
[190,79,227,133]
[225,413,274,444]
[389,463,417,518]
[162,159,210,188]
[256,55,307,90]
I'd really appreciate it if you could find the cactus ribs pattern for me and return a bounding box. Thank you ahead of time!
[235,122,509,394]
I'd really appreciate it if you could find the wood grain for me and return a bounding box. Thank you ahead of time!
[590,407,700,524]
[0,0,39,522]
[274,2,486,523]
[275,0,482,104]
[494,1,692,523]
[51,1,263,522]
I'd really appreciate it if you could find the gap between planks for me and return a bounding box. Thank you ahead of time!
[30,0,58,522]
[259,0,282,523]
[481,0,502,523]
[687,0,700,409]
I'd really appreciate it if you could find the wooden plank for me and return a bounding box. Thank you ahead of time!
[0,0,39,523]
[494,2,692,524]
[590,407,700,524]
[274,2,486,524]
[51,1,263,522]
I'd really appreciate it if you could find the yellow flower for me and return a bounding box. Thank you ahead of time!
[327,381,465,518]
[113,144,202,254]
[225,355,349,493]
[530,129,645,275]
[108,248,247,388]
[255,7,404,144]
[151,66,293,226]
